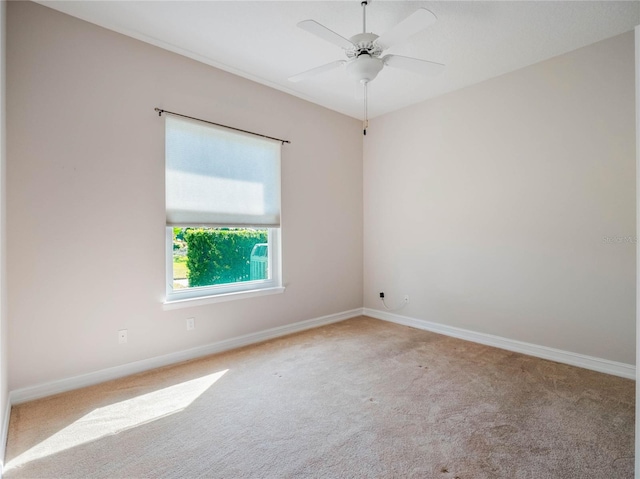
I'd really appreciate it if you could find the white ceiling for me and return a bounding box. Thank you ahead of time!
[36,1,640,120]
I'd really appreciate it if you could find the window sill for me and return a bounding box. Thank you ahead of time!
[163,286,285,310]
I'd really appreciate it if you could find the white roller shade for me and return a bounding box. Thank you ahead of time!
[165,115,281,227]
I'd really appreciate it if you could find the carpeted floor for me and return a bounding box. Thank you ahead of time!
[4,316,635,478]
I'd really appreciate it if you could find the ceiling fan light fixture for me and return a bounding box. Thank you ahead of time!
[346,54,383,83]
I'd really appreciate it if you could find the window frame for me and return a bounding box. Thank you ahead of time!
[164,227,283,307]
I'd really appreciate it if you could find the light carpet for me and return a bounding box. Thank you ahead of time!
[4,316,635,478]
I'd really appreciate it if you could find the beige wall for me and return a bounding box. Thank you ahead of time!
[6,2,363,391]
[0,0,7,455]
[364,32,636,364]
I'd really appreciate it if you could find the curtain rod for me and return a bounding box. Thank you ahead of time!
[155,108,291,145]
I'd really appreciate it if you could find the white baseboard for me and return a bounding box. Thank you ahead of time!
[363,308,636,380]
[9,306,634,405]
[9,308,362,404]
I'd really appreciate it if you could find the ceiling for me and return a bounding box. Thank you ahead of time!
[36,1,639,120]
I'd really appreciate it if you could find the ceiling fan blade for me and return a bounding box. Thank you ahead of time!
[288,60,347,83]
[382,55,444,76]
[297,20,355,50]
[375,8,438,50]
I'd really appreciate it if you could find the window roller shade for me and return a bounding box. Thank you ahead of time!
[165,115,281,227]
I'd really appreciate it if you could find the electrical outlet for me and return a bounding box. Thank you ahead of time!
[118,329,128,344]
[186,317,195,331]
[404,295,410,302]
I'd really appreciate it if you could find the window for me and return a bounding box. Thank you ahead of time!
[164,114,283,304]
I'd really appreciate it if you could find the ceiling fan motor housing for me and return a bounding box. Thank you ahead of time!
[346,33,383,59]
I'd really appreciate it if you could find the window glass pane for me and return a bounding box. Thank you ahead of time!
[172,227,269,290]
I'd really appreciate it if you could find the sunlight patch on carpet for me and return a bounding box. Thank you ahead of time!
[5,369,228,471]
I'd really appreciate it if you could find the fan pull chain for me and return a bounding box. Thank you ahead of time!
[363,80,369,136]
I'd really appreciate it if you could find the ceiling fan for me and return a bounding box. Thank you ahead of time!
[289,1,445,135]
